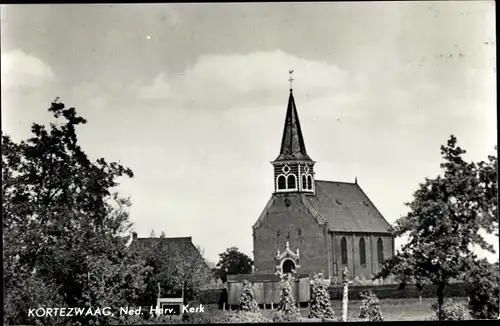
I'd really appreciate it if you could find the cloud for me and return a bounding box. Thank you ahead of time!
[1,50,55,90]
[134,73,172,100]
[131,50,358,110]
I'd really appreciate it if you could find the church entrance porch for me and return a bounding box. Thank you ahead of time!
[275,241,300,273]
[282,259,296,273]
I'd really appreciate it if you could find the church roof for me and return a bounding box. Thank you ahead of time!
[274,90,312,162]
[253,180,393,234]
[305,180,393,234]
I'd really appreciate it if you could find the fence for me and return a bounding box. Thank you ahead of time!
[328,282,467,300]
[197,282,467,306]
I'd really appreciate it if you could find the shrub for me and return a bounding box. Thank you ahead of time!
[112,313,183,324]
[430,298,470,321]
[238,280,259,312]
[182,309,227,324]
[272,310,301,323]
[273,271,301,322]
[197,288,227,306]
[308,273,335,319]
[465,260,500,320]
[359,291,384,321]
[217,311,270,323]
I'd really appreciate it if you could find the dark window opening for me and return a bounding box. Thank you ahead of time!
[302,175,307,190]
[359,237,366,266]
[287,174,296,189]
[341,237,348,264]
[307,175,313,189]
[377,238,384,264]
[277,175,286,190]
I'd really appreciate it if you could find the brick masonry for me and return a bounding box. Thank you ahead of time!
[253,194,395,283]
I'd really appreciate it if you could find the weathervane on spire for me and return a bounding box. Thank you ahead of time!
[288,70,294,90]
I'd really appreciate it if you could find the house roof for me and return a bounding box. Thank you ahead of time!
[253,180,393,234]
[274,90,312,162]
[131,236,193,248]
[129,236,209,269]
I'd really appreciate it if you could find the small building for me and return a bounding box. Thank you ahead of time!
[129,233,214,298]
[252,86,396,284]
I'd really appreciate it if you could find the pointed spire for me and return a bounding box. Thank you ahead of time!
[274,71,311,162]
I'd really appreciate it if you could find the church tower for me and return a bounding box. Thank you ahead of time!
[272,72,316,195]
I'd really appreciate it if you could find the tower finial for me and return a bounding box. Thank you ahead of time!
[355,176,358,184]
[288,70,294,91]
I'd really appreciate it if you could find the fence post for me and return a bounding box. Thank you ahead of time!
[223,302,226,311]
[342,267,349,322]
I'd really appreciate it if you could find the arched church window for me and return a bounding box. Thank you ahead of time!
[377,238,384,264]
[287,174,296,189]
[359,237,366,266]
[307,175,313,190]
[302,175,307,190]
[277,175,286,190]
[341,237,348,264]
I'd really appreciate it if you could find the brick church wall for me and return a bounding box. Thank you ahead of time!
[330,233,395,284]
[253,195,329,274]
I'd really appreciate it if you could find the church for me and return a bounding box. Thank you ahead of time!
[252,81,395,284]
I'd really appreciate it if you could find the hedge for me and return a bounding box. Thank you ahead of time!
[327,282,467,300]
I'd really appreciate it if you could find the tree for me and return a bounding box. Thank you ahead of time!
[375,135,497,320]
[464,259,499,319]
[309,273,335,319]
[273,271,301,322]
[476,147,498,235]
[238,280,260,312]
[133,238,212,305]
[2,100,150,325]
[216,247,254,282]
[359,291,383,321]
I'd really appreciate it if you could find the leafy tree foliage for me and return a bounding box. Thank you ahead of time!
[238,280,260,312]
[2,100,150,325]
[464,259,499,319]
[375,135,498,320]
[273,271,301,322]
[216,247,254,282]
[132,235,212,305]
[429,298,470,321]
[359,291,383,321]
[309,273,335,319]
[477,147,498,235]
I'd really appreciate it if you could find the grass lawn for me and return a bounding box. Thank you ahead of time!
[257,297,468,321]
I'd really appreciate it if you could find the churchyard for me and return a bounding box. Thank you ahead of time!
[257,297,468,321]
[181,273,472,323]
[180,298,457,322]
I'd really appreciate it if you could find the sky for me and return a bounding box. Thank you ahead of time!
[1,2,497,264]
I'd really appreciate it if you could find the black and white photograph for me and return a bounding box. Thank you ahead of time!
[1,1,498,324]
